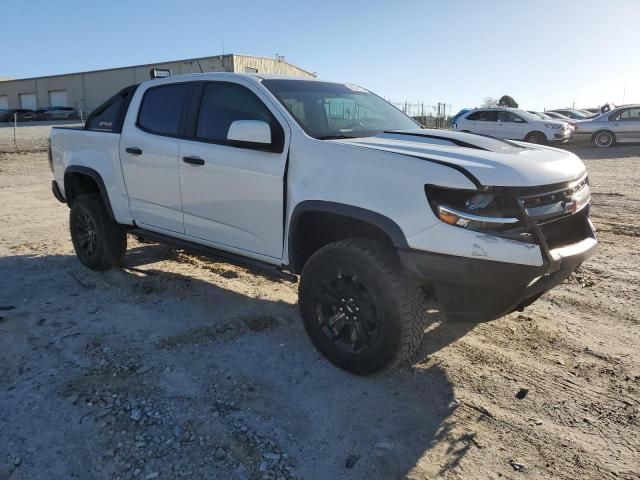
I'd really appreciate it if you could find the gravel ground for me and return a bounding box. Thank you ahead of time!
[0,141,638,480]
[0,121,82,153]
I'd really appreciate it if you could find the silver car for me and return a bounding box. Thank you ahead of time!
[573,104,640,148]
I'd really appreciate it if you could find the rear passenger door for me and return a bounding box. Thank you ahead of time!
[178,80,290,260]
[120,82,192,234]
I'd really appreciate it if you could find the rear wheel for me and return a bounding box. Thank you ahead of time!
[70,193,127,270]
[298,238,428,375]
[593,130,615,148]
[524,131,546,144]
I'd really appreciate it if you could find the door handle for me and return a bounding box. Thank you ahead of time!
[182,156,205,166]
[126,147,143,155]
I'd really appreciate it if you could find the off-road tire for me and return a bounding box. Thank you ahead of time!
[298,238,427,375]
[69,193,127,271]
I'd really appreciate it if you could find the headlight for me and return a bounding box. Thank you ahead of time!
[545,123,562,129]
[425,186,521,233]
[436,204,519,229]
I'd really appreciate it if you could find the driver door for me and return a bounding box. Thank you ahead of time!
[178,80,290,259]
[496,111,526,140]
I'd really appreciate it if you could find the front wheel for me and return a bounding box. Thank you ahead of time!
[298,238,428,375]
[593,130,615,148]
[524,131,547,144]
[70,193,127,270]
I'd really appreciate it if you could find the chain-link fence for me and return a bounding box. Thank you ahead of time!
[389,101,453,129]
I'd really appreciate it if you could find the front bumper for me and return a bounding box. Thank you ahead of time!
[399,222,597,323]
[550,130,572,142]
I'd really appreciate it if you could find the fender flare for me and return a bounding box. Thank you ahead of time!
[287,200,409,268]
[64,165,116,222]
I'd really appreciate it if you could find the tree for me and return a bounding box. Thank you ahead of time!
[482,96,499,107]
[498,95,519,108]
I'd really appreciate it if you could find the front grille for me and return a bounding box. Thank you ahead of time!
[520,176,589,210]
[539,208,591,249]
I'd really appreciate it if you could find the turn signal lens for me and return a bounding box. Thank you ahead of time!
[438,209,461,225]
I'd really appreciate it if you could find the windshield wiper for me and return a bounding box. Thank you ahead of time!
[316,134,356,140]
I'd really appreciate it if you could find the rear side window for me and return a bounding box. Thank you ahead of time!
[194,82,284,151]
[137,83,191,136]
[85,85,138,133]
[611,108,640,121]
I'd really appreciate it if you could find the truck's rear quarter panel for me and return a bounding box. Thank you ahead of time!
[50,128,133,225]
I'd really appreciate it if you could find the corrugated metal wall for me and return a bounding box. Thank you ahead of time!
[0,54,313,114]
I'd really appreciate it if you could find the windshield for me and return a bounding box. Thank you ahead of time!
[531,111,553,120]
[261,79,419,139]
[568,110,590,119]
[511,110,548,122]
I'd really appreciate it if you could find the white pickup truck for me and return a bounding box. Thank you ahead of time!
[50,73,597,374]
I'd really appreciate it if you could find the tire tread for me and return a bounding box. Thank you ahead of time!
[302,238,427,371]
[70,193,127,270]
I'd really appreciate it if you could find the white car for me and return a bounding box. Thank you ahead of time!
[49,73,596,374]
[453,108,572,144]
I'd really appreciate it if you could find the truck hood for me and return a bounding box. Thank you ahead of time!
[332,129,586,187]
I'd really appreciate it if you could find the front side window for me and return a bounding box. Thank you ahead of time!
[137,83,191,136]
[262,79,418,139]
[498,111,525,123]
[195,82,276,143]
[469,111,498,122]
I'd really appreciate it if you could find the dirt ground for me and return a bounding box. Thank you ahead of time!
[0,138,638,480]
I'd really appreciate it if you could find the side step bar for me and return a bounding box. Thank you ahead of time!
[128,228,298,283]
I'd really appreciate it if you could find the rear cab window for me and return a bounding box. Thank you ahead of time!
[85,84,138,133]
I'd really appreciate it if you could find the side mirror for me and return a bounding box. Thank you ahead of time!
[227,120,271,145]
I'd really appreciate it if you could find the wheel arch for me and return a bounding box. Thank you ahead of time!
[525,130,546,141]
[287,200,408,274]
[64,166,116,222]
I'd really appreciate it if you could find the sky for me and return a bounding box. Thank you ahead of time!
[2,0,640,113]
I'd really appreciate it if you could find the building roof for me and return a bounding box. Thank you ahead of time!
[0,53,314,83]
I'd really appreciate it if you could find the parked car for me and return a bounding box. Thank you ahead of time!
[543,111,578,125]
[528,111,576,132]
[0,109,11,121]
[577,109,598,118]
[36,106,78,120]
[573,104,640,147]
[35,108,50,120]
[5,109,36,121]
[547,109,592,120]
[451,108,472,126]
[49,73,596,374]
[452,107,572,143]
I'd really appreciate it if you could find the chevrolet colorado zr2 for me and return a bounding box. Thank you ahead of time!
[49,73,596,374]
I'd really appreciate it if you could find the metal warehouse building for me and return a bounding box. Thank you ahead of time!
[0,54,314,114]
